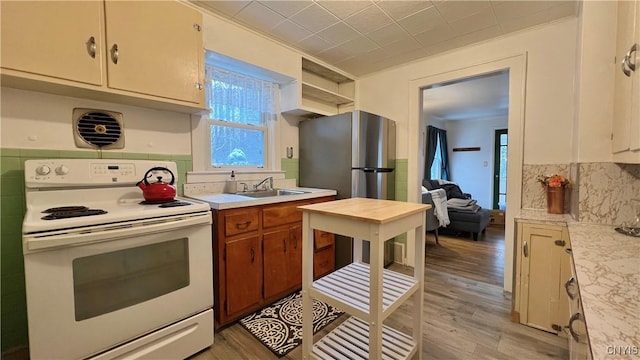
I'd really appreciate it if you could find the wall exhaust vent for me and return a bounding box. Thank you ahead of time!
[73,108,124,149]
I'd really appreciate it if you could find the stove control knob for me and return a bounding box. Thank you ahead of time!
[36,165,51,175]
[55,165,69,175]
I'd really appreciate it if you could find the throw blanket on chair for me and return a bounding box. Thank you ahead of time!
[428,189,450,227]
[447,198,480,213]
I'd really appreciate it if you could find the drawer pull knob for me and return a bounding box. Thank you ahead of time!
[236,221,251,229]
[564,276,577,300]
[568,312,585,342]
[87,36,96,58]
[110,44,119,64]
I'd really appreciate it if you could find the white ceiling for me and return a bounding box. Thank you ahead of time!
[423,70,510,121]
[190,1,578,121]
[191,0,579,78]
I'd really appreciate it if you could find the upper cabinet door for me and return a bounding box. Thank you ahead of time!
[104,1,203,104]
[613,1,640,160]
[0,1,103,85]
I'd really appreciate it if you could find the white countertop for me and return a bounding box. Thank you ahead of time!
[185,187,337,210]
[517,210,640,359]
[566,223,639,359]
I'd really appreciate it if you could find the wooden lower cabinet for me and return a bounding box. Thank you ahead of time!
[263,226,302,299]
[225,235,262,317]
[213,196,335,329]
[514,221,571,334]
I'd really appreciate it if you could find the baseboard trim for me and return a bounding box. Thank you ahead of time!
[510,310,520,323]
[1,345,29,360]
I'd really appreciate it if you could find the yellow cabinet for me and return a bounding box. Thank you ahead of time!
[612,0,640,163]
[0,1,205,113]
[103,1,203,103]
[1,1,104,85]
[514,222,571,334]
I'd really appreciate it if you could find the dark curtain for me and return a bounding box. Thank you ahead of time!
[425,125,439,180]
[439,128,450,180]
[424,125,451,181]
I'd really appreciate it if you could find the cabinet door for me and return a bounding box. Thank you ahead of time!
[263,229,290,299]
[225,235,262,317]
[288,225,303,288]
[613,1,640,153]
[103,1,203,103]
[1,1,103,85]
[632,1,640,152]
[520,224,564,332]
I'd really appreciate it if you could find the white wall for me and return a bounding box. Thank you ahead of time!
[1,87,191,155]
[201,12,300,82]
[194,11,312,166]
[358,18,578,164]
[446,116,508,209]
[358,18,578,292]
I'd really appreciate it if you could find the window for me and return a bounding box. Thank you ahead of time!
[204,66,279,169]
[430,135,443,179]
[493,129,508,210]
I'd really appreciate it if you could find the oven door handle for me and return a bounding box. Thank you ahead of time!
[24,213,211,252]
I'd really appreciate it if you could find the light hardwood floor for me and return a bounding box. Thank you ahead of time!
[191,225,568,360]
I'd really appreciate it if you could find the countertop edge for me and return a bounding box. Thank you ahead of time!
[185,187,337,210]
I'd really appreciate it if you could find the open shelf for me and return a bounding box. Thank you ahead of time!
[312,316,417,360]
[309,262,418,321]
[281,58,355,117]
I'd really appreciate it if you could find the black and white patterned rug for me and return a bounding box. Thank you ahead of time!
[239,291,344,357]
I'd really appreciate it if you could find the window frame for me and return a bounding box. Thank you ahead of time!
[195,66,279,172]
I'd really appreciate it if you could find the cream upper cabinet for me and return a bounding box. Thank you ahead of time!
[104,1,203,104]
[612,0,640,163]
[0,1,205,113]
[0,1,104,85]
[515,222,571,334]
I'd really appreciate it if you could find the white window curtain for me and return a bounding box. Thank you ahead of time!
[204,65,279,168]
[205,66,279,124]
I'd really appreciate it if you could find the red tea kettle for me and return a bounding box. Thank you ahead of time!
[136,167,176,202]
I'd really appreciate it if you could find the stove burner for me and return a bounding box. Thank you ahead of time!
[43,206,89,213]
[159,201,192,208]
[41,209,107,220]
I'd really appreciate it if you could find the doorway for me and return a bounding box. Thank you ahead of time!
[408,54,527,293]
[421,71,509,287]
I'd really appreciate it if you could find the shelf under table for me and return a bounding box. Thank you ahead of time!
[312,316,417,360]
[310,262,418,320]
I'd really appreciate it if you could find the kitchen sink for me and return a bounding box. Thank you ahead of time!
[237,189,309,198]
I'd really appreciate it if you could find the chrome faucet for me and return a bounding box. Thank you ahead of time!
[253,176,273,191]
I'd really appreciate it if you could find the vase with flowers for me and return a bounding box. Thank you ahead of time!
[537,174,570,214]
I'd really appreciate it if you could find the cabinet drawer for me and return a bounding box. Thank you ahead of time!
[263,202,306,228]
[224,208,259,237]
[314,246,335,279]
[314,230,335,250]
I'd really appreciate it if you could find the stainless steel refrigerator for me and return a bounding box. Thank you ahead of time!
[299,110,396,268]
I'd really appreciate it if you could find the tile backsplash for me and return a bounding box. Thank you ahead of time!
[577,162,640,226]
[523,162,640,226]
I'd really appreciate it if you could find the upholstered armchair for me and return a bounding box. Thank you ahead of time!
[421,191,440,245]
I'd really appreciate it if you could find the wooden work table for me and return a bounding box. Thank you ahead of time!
[298,197,430,359]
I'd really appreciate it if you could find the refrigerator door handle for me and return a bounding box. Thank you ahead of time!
[353,167,394,173]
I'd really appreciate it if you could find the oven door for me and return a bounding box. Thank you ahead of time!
[23,215,213,359]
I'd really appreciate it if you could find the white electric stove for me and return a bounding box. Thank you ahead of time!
[22,159,214,360]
